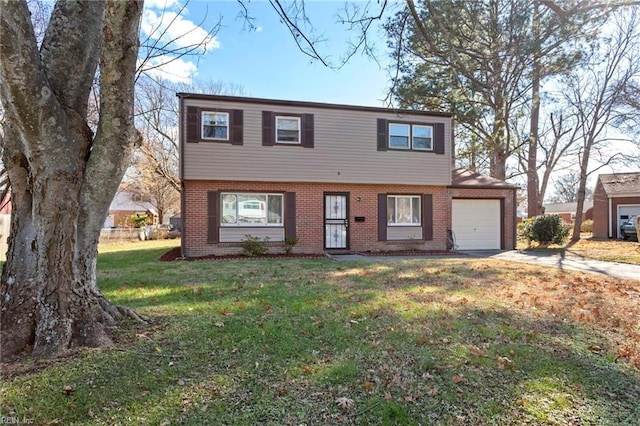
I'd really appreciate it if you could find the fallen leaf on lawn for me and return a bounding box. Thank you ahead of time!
[363,381,373,391]
[470,346,486,357]
[62,385,75,396]
[497,356,514,370]
[214,322,225,327]
[335,396,354,411]
[588,344,602,353]
[384,392,393,401]
[451,374,465,384]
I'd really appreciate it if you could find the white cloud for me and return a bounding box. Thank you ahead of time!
[141,9,220,52]
[144,0,180,10]
[139,56,198,84]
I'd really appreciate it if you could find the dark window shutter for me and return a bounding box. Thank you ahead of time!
[422,194,433,240]
[262,111,274,146]
[377,118,388,151]
[230,109,243,145]
[378,193,387,241]
[434,123,445,154]
[302,114,314,148]
[284,192,296,239]
[207,191,219,243]
[186,106,200,143]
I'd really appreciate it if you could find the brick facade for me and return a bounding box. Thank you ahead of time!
[182,180,516,257]
[183,180,452,257]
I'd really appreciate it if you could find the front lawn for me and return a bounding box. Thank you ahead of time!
[521,237,640,265]
[1,240,639,425]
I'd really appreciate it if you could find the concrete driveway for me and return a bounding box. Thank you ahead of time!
[330,250,640,281]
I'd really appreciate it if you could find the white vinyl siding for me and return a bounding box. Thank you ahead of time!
[387,226,422,241]
[183,100,451,185]
[219,227,284,243]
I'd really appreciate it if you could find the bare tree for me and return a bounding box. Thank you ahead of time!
[562,7,640,241]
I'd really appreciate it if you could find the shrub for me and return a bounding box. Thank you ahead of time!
[581,219,593,234]
[241,234,269,256]
[283,236,299,254]
[521,214,570,247]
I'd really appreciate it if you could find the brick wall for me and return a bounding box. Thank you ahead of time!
[448,187,517,250]
[183,180,451,257]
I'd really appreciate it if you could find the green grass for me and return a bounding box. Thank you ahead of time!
[1,240,639,425]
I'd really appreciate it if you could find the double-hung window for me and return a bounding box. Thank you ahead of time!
[221,193,283,226]
[275,116,301,143]
[202,111,229,140]
[388,123,433,151]
[387,195,421,225]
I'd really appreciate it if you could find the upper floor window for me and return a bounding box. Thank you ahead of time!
[221,193,283,226]
[387,195,421,226]
[202,111,229,140]
[388,123,433,151]
[276,116,301,144]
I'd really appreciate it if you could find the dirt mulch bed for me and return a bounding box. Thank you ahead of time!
[160,247,464,262]
[159,247,325,261]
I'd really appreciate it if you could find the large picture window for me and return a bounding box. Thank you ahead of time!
[387,195,421,225]
[221,193,283,226]
[275,116,301,143]
[202,111,229,140]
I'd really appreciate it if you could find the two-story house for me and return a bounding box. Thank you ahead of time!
[178,94,517,257]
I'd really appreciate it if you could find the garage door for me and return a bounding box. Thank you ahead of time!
[618,205,640,238]
[452,199,501,250]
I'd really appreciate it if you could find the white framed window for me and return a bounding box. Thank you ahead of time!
[202,111,229,140]
[276,116,301,143]
[389,123,410,149]
[412,125,433,150]
[387,195,421,226]
[221,193,283,226]
[388,123,434,151]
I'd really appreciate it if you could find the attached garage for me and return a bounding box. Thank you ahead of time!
[448,169,518,251]
[452,199,501,250]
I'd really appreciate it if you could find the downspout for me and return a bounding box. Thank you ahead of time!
[178,94,186,258]
[512,187,518,250]
[608,197,612,238]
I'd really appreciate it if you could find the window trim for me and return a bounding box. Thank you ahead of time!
[387,195,422,226]
[220,192,284,227]
[411,124,433,151]
[387,122,434,152]
[201,111,230,141]
[275,115,302,144]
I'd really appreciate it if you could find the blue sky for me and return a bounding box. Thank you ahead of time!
[142,0,394,107]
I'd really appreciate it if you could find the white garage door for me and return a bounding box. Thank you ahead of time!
[452,199,501,250]
[618,205,640,238]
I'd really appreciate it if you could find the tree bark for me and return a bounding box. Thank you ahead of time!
[0,0,145,359]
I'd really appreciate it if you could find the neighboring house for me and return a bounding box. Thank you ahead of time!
[178,94,518,256]
[542,201,593,223]
[592,172,640,239]
[104,190,159,228]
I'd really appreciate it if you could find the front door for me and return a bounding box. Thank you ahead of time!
[324,193,349,249]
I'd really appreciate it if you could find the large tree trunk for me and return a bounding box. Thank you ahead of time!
[0,0,145,359]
